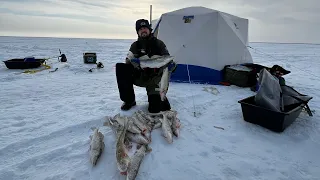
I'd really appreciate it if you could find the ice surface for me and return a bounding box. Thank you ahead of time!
[0,37,319,180]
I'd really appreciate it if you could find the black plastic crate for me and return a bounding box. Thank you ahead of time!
[238,96,305,132]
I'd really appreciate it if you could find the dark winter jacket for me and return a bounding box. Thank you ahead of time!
[125,34,170,64]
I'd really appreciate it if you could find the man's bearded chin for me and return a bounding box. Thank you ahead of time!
[140,32,149,38]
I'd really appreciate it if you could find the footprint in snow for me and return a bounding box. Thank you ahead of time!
[199,151,209,158]
[222,167,242,178]
[211,145,226,153]
[12,121,27,127]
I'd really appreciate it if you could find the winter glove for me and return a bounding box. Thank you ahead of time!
[167,61,177,73]
[130,58,141,69]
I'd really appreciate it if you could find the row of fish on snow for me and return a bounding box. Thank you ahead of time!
[89,109,181,180]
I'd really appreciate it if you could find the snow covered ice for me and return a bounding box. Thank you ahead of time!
[0,36,319,180]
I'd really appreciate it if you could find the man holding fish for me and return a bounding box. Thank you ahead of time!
[115,19,176,113]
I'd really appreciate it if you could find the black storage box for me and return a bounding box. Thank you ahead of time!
[83,52,97,64]
[223,65,257,87]
[238,96,306,132]
[3,58,45,69]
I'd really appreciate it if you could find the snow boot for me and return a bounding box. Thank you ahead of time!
[121,101,137,111]
[161,98,171,111]
[148,94,172,113]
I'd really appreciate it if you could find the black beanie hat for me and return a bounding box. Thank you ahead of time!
[135,19,152,33]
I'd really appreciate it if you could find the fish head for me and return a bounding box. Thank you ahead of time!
[93,128,99,136]
[113,113,120,120]
[90,149,102,166]
[137,144,148,151]
[91,155,99,166]
[103,116,114,126]
[98,132,104,140]
[113,121,121,129]
[164,132,173,144]
[173,129,180,138]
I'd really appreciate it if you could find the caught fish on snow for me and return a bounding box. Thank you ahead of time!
[126,132,150,145]
[130,116,150,134]
[100,109,182,178]
[159,113,174,144]
[126,145,152,180]
[89,128,105,166]
[152,121,162,130]
[136,111,157,130]
[171,117,181,138]
[104,116,119,129]
[166,110,178,120]
[113,114,141,134]
[164,110,181,137]
[143,129,152,142]
[116,117,131,175]
[136,110,155,123]
[133,111,150,124]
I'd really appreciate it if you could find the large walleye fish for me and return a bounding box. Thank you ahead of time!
[136,110,155,123]
[139,55,174,69]
[133,111,150,124]
[126,132,150,145]
[153,121,162,130]
[171,117,181,138]
[135,110,157,130]
[130,116,150,134]
[89,128,105,166]
[116,117,131,175]
[165,110,181,137]
[148,110,180,138]
[113,114,141,134]
[104,116,120,130]
[159,67,169,101]
[159,113,173,144]
[126,145,152,180]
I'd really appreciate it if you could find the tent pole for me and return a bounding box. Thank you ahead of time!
[150,5,152,26]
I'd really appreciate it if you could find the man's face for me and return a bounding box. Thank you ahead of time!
[138,27,150,37]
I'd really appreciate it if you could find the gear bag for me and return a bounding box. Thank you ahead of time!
[255,68,283,112]
[254,68,313,115]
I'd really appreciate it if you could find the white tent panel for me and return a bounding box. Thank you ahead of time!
[217,13,252,70]
[157,13,216,66]
[220,12,249,45]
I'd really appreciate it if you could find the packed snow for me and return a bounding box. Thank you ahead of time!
[0,36,319,180]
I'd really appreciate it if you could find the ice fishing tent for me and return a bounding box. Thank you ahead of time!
[152,6,253,84]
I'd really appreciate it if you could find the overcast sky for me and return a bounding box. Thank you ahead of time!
[0,0,319,43]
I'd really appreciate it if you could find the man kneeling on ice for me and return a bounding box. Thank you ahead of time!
[115,19,175,113]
